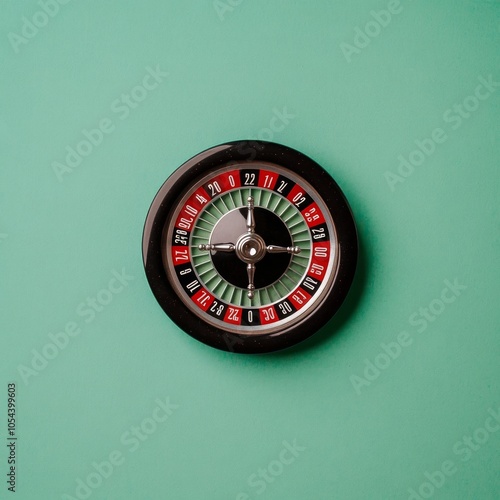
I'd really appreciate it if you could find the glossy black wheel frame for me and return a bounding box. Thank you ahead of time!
[142,141,358,354]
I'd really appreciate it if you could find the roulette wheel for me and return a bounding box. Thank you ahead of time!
[142,141,358,353]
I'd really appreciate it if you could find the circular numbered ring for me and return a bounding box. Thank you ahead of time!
[142,141,358,353]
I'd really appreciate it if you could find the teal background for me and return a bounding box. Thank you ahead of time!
[1,1,499,499]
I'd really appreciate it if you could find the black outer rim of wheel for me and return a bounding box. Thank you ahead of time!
[142,140,358,354]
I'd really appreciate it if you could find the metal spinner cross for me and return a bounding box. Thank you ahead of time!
[198,197,301,299]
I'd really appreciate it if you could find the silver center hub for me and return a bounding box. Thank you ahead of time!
[235,233,266,264]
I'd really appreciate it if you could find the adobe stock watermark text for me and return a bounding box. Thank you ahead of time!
[385,74,499,191]
[52,65,168,182]
[350,278,467,395]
